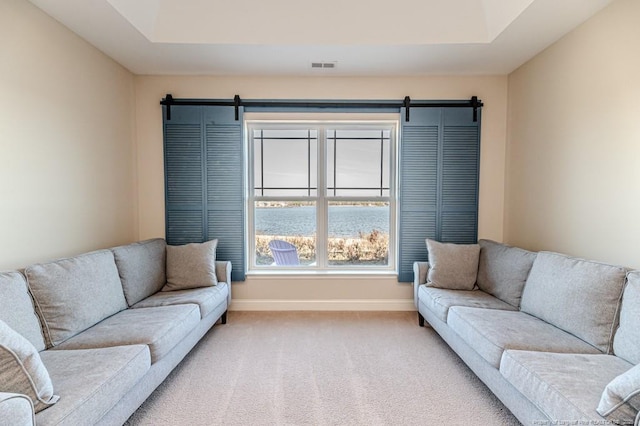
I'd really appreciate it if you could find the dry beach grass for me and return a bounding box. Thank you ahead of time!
[255,230,389,265]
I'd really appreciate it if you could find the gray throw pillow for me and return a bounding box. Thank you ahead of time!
[0,320,59,413]
[425,239,480,290]
[597,363,640,420]
[163,240,218,291]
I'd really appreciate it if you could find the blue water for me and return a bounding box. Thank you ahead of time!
[255,206,389,238]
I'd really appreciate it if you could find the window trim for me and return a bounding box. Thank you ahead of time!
[245,118,399,273]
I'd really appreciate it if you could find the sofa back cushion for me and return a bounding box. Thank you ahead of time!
[476,240,537,308]
[111,238,167,306]
[520,251,627,353]
[0,272,46,351]
[613,271,640,364]
[25,250,127,347]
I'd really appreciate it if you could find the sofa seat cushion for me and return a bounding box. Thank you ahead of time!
[37,345,150,426]
[447,307,601,368]
[500,350,635,424]
[418,285,516,323]
[52,305,200,364]
[133,282,228,319]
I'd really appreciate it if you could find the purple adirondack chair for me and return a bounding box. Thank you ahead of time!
[268,240,300,266]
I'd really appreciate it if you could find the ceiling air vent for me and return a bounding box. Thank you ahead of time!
[311,61,337,69]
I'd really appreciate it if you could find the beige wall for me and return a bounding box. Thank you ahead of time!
[505,0,640,268]
[135,75,508,306]
[0,0,137,270]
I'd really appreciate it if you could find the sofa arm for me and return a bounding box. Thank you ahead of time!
[413,262,430,309]
[215,261,232,304]
[0,392,35,426]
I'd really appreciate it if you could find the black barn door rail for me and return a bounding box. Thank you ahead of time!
[160,94,483,122]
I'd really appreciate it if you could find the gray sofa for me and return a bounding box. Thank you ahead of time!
[414,239,640,425]
[0,238,231,426]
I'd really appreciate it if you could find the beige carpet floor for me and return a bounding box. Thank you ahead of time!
[125,311,520,426]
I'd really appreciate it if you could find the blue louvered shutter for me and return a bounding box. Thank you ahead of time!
[397,107,480,282]
[398,108,440,282]
[164,106,205,245]
[163,105,246,281]
[440,108,480,244]
[204,107,245,281]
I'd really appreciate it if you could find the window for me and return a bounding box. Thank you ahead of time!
[162,99,481,282]
[248,122,397,271]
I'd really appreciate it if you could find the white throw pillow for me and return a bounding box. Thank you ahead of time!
[0,320,59,413]
[597,363,640,421]
[426,239,480,290]
[163,239,218,291]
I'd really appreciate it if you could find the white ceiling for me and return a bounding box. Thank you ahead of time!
[28,0,612,76]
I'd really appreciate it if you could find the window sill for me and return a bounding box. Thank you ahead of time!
[245,269,398,279]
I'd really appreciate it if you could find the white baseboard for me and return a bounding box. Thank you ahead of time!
[229,299,415,311]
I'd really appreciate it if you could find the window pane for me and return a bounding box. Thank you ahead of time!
[253,138,262,191]
[327,129,390,196]
[327,202,389,266]
[254,201,316,266]
[253,129,317,197]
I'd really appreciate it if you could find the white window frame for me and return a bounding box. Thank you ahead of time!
[246,118,398,273]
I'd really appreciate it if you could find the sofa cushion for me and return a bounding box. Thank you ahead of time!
[111,238,167,306]
[417,285,516,323]
[613,271,640,365]
[447,307,600,368]
[425,239,480,290]
[501,350,635,424]
[133,282,229,319]
[0,320,59,413]
[597,362,640,420]
[0,271,45,351]
[520,251,627,353]
[25,250,127,347]
[52,304,200,363]
[0,392,35,426]
[164,240,218,292]
[37,345,150,426]
[476,239,536,308]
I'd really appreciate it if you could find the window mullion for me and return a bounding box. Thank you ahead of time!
[260,130,265,197]
[380,130,384,197]
[333,132,337,197]
[316,125,327,269]
[307,129,311,197]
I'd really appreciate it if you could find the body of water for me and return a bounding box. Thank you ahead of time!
[255,205,389,238]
